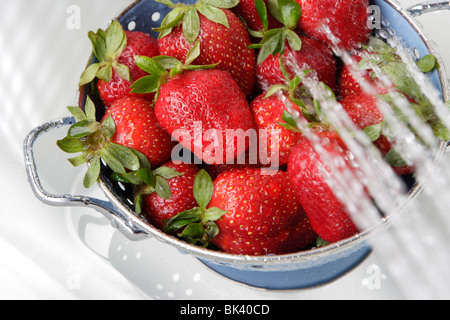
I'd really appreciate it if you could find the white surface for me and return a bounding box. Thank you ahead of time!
[0,0,449,300]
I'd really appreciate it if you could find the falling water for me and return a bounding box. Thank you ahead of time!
[277,19,450,298]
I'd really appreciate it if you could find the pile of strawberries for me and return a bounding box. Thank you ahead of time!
[58,0,444,256]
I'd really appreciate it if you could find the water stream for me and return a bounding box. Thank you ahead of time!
[276,21,450,299]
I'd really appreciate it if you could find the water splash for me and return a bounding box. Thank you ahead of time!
[280,21,450,298]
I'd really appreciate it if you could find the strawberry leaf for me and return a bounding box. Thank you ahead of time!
[155,176,172,200]
[200,0,239,9]
[278,0,301,29]
[107,143,140,172]
[417,54,437,73]
[83,155,101,189]
[80,20,129,85]
[257,29,283,64]
[196,4,229,29]
[112,62,131,82]
[99,147,127,175]
[365,36,395,54]
[363,122,383,142]
[193,169,214,211]
[105,20,127,61]
[381,61,424,102]
[130,74,162,94]
[162,170,227,246]
[154,0,177,7]
[385,148,407,168]
[253,0,303,65]
[135,168,157,187]
[68,120,100,138]
[67,106,88,122]
[154,6,187,37]
[57,136,85,153]
[285,29,301,51]
[68,155,87,167]
[180,222,205,239]
[85,97,97,121]
[101,115,116,140]
[134,56,169,77]
[153,166,184,180]
[279,110,302,133]
[163,208,203,233]
[88,31,107,62]
[315,237,329,248]
[204,207,228,221]
[79,63,101,87]
[183,6,201,44]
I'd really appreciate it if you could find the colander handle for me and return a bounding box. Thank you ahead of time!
[407,1,450,17]
[23,117,149,241]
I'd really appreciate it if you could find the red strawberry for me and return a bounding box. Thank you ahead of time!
[340,55,375,98]
[295,0,371,52]
[156,2,256,96]
[102,97,176,168]
[142,161,199,230]
[209,168,317,256]
[257,37,338,93]
[80,21,159,107]
[232,0,282,31]
[154,69,255,165]
[340,91,384,132]
[287,131,359,243]
[340,92,415,175]
[250,91,303,166]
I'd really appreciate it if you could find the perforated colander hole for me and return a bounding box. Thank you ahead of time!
[151,12,161,22]
[127,20,136,31]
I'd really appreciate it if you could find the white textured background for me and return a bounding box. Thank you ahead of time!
[0,0,449,299]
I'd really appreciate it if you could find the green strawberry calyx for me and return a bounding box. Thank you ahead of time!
[154,0,240,44]
[79,20,131,87]
[248,0,302,64]
[163,169,228,247]
[57,97,182,211]
[130,40,218,101]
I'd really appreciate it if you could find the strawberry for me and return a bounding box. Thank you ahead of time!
[295,0,371,52]
[250,90,303,166]
[155,0,256,96]
[256,37,338,93]
[102,97,176,168]
[79,20,159,107]
[157,69,254,164]
[57,96,177,205]
[142,161,199,230]
[131,46,255,165]
[232,0,282,31]
[209,168,317,256]
[287,131,359,243]
[339,55,382,98]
